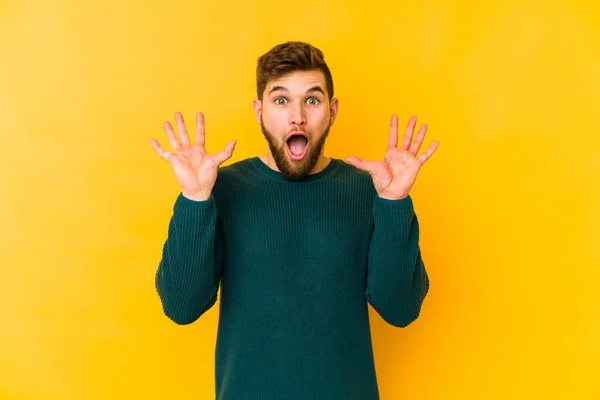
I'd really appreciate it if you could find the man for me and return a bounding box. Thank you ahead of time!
[151,41,438,399]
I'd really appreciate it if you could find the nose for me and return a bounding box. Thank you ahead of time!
[289,102,306,126]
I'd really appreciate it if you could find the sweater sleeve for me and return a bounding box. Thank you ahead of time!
[364,195,429,328]
[155,193,224,325]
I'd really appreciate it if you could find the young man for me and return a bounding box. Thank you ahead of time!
[151,41,438,399]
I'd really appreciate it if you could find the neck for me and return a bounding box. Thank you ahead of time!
[260,153,330,175]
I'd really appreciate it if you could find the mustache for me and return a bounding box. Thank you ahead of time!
[286,129,310,139]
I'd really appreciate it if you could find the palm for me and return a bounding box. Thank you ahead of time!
[346,115,438,200]
[168,144,216,196]
[151,112,236,200]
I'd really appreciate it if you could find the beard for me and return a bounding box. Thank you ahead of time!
[260,117,330,180]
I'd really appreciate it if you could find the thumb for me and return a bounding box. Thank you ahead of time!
[214,140,237,165]
[345,156,377,173]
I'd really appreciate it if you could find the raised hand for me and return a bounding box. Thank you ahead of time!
[346,115,438,200]
[151,112,236,201]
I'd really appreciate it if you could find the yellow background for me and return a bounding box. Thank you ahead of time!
[1,0,599,398]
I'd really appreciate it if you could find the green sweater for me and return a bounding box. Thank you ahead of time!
[155,157,429,400]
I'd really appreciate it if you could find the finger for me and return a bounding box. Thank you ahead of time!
[401,116,417,151]
[150,139,172,162]
[213,140,237,165]
[163,121,182,152]
[388,114,399,148]
[345,156,377,173]
[196,112,206,148]
[175,112,190,146]
[409,123,428,155]
[417,140,439,164]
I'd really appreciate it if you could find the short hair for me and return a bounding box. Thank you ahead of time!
[256,41,334,101]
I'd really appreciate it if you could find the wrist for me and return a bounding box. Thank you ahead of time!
[378,193,408,201]
[182,190,211,202]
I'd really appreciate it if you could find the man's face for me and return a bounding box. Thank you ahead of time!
[254,70,338,179]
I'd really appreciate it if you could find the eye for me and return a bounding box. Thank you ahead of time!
[275,98,287,105]
[306,97,320,105]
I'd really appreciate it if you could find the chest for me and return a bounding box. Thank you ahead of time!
[218,183,374,286]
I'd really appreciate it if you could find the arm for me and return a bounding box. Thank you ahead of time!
[149,111,235,325]
[365,195,429,327]
[345,114,438,327]
[155,194,224,325]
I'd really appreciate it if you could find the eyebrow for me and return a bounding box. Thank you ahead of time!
[268,85,325,96]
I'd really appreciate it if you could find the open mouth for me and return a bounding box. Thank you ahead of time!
[285,133,309,161]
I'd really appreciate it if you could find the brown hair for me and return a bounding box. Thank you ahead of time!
[256,41,334,101]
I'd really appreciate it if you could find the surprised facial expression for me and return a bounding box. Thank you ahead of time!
[254,70,338,179]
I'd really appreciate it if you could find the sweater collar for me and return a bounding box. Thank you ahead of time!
[248,156,342,183]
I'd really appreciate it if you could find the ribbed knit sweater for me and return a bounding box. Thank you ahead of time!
[155,156,429,400]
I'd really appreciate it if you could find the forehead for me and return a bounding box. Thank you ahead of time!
[265,70,326,95]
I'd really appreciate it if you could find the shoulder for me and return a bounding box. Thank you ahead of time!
[329,158,377,196]
[332,159,366,176]
[212,157,255,196]
[331,159,372,182]
[217,157,255,178]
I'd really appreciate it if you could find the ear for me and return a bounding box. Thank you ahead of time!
[253,98,262,124]
[329,98,339,125]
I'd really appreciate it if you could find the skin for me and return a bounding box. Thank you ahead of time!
[150,111,236,201]
[150,71,439,201]
[253,70,338,180]
[346,115,439,200]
